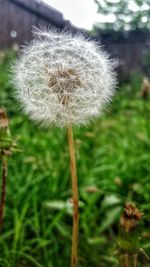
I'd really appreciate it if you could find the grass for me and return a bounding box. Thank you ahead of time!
[0,51,150,267]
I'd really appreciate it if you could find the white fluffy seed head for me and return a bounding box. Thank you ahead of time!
[11,27,117,127]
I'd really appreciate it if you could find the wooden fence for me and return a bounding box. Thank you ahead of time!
[99,30,150,79]
[0,0,78,48]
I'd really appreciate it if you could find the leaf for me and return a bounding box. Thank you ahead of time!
[88,236,107,245]
[101,195,122,208]
[98,207,121,233]
[44,200,84,216]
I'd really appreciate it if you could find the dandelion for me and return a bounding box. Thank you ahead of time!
[11,28,117,267]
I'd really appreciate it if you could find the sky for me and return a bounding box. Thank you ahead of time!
[42,0,109,29]
[41,0,149,30]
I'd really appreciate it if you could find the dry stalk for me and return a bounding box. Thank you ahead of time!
[67,123,79,267]
[0,107,18,231]
[0,108,9,231]
[0,153,7,230]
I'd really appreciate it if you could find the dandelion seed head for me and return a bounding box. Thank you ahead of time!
[12,28,117,127]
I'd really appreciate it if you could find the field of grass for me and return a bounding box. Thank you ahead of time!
[0,51,150,267]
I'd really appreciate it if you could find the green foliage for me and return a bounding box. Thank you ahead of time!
[0,51,150,266]
[94,0,150,31]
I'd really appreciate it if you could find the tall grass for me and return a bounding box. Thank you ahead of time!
[0,51,149,267]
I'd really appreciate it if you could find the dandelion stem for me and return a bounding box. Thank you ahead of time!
[67,123,79,267]
[0,153,7,231]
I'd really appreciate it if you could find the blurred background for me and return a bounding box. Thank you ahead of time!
[0,0,150,266]
[1,0,150,79]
